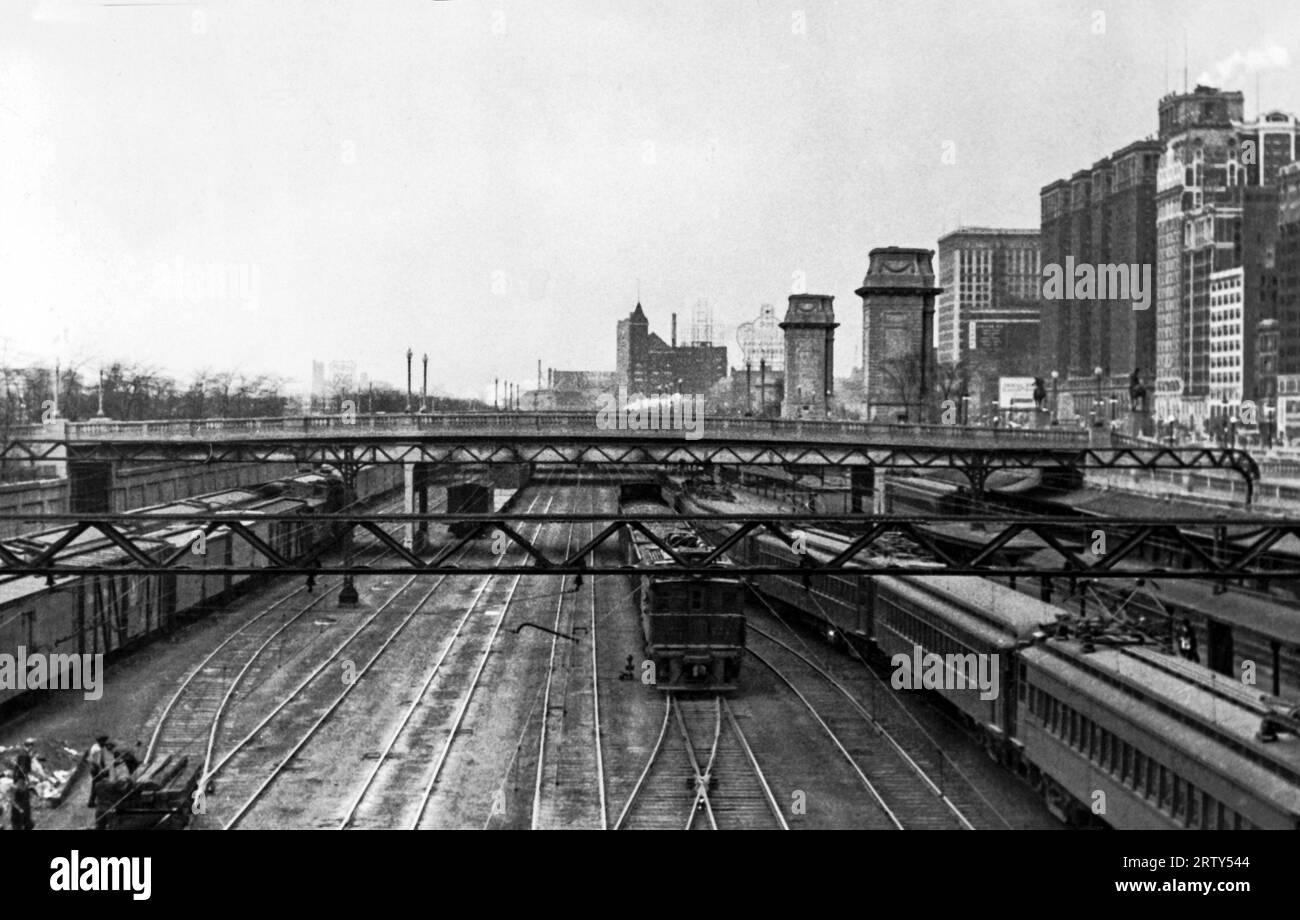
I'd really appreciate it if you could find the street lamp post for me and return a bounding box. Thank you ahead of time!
[95,368,107,419]
[405,348,413,413]
[421,353,428,413]
[1050,370,1059,425]
[1093,366,1104,428]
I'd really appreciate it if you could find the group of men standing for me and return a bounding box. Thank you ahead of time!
[4,733,133,831]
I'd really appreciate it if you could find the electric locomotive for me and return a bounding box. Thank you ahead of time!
[618,479,745,691]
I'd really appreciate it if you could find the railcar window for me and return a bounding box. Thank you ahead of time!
[1158,767,1172,812]
[1172,777,1186,820]
[1217,802,1228,830]
[1089,722,1099,760]
[1187,786,1201,828]
[1127,748,1138,787]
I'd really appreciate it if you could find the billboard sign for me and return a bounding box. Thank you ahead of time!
[999,376,1037,409]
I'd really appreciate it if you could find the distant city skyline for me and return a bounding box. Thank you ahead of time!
[2,1,1299,397]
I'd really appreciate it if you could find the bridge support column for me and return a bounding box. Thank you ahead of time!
[963,458,991,506]
[404,461,429,553]
[850,467,875,513]
[338,460,360,606]
[68,459,114,513]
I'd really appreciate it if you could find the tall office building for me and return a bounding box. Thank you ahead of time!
[1040,140,1162,420]
[935,228,1041,412]
[1153,86,1300,429]
[1273,162,1300,439]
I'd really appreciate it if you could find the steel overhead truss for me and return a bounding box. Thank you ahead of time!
[0,434,1262,491]
[0,512,1294,579]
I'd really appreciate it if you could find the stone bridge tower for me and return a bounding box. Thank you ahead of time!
[780,294,837,419]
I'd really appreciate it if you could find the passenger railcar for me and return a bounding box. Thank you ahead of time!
[684,478,1300,828]
[1018,638,1300,829]
[1014,546,1300,703]
[725,523,1056,756]
[619,482,745,691]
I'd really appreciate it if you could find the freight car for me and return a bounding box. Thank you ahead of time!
[619,481,745,691]
[0,465,400,711]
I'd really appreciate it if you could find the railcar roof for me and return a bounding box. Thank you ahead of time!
[1019,549,1300,645]
[1022,639,1300,809]
[888,573,1062,637]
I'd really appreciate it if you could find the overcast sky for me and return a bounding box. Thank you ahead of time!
[2,0,1298,398]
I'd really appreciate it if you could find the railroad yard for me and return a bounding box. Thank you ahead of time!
[1,476,1061,831]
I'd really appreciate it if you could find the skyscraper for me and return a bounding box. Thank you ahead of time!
[1153,87,1299,429]
[935,228,1041,413]
[1039,141,1162,420]
[1273,162,1300,439]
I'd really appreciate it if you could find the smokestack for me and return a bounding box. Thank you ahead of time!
[672,313,677,348]
[548,367,553,388]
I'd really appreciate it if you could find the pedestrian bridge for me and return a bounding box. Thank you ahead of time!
[14,411,1086,446]
[0,411,1261,499]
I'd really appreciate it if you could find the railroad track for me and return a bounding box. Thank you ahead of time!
[748,623,992,830]
[614,694,786,831]
[214,484,556,829]
[530,473,608,830]
[337,491,564,830]
[144,496,413,772]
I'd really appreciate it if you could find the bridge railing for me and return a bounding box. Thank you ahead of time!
[1,411,1092,445]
